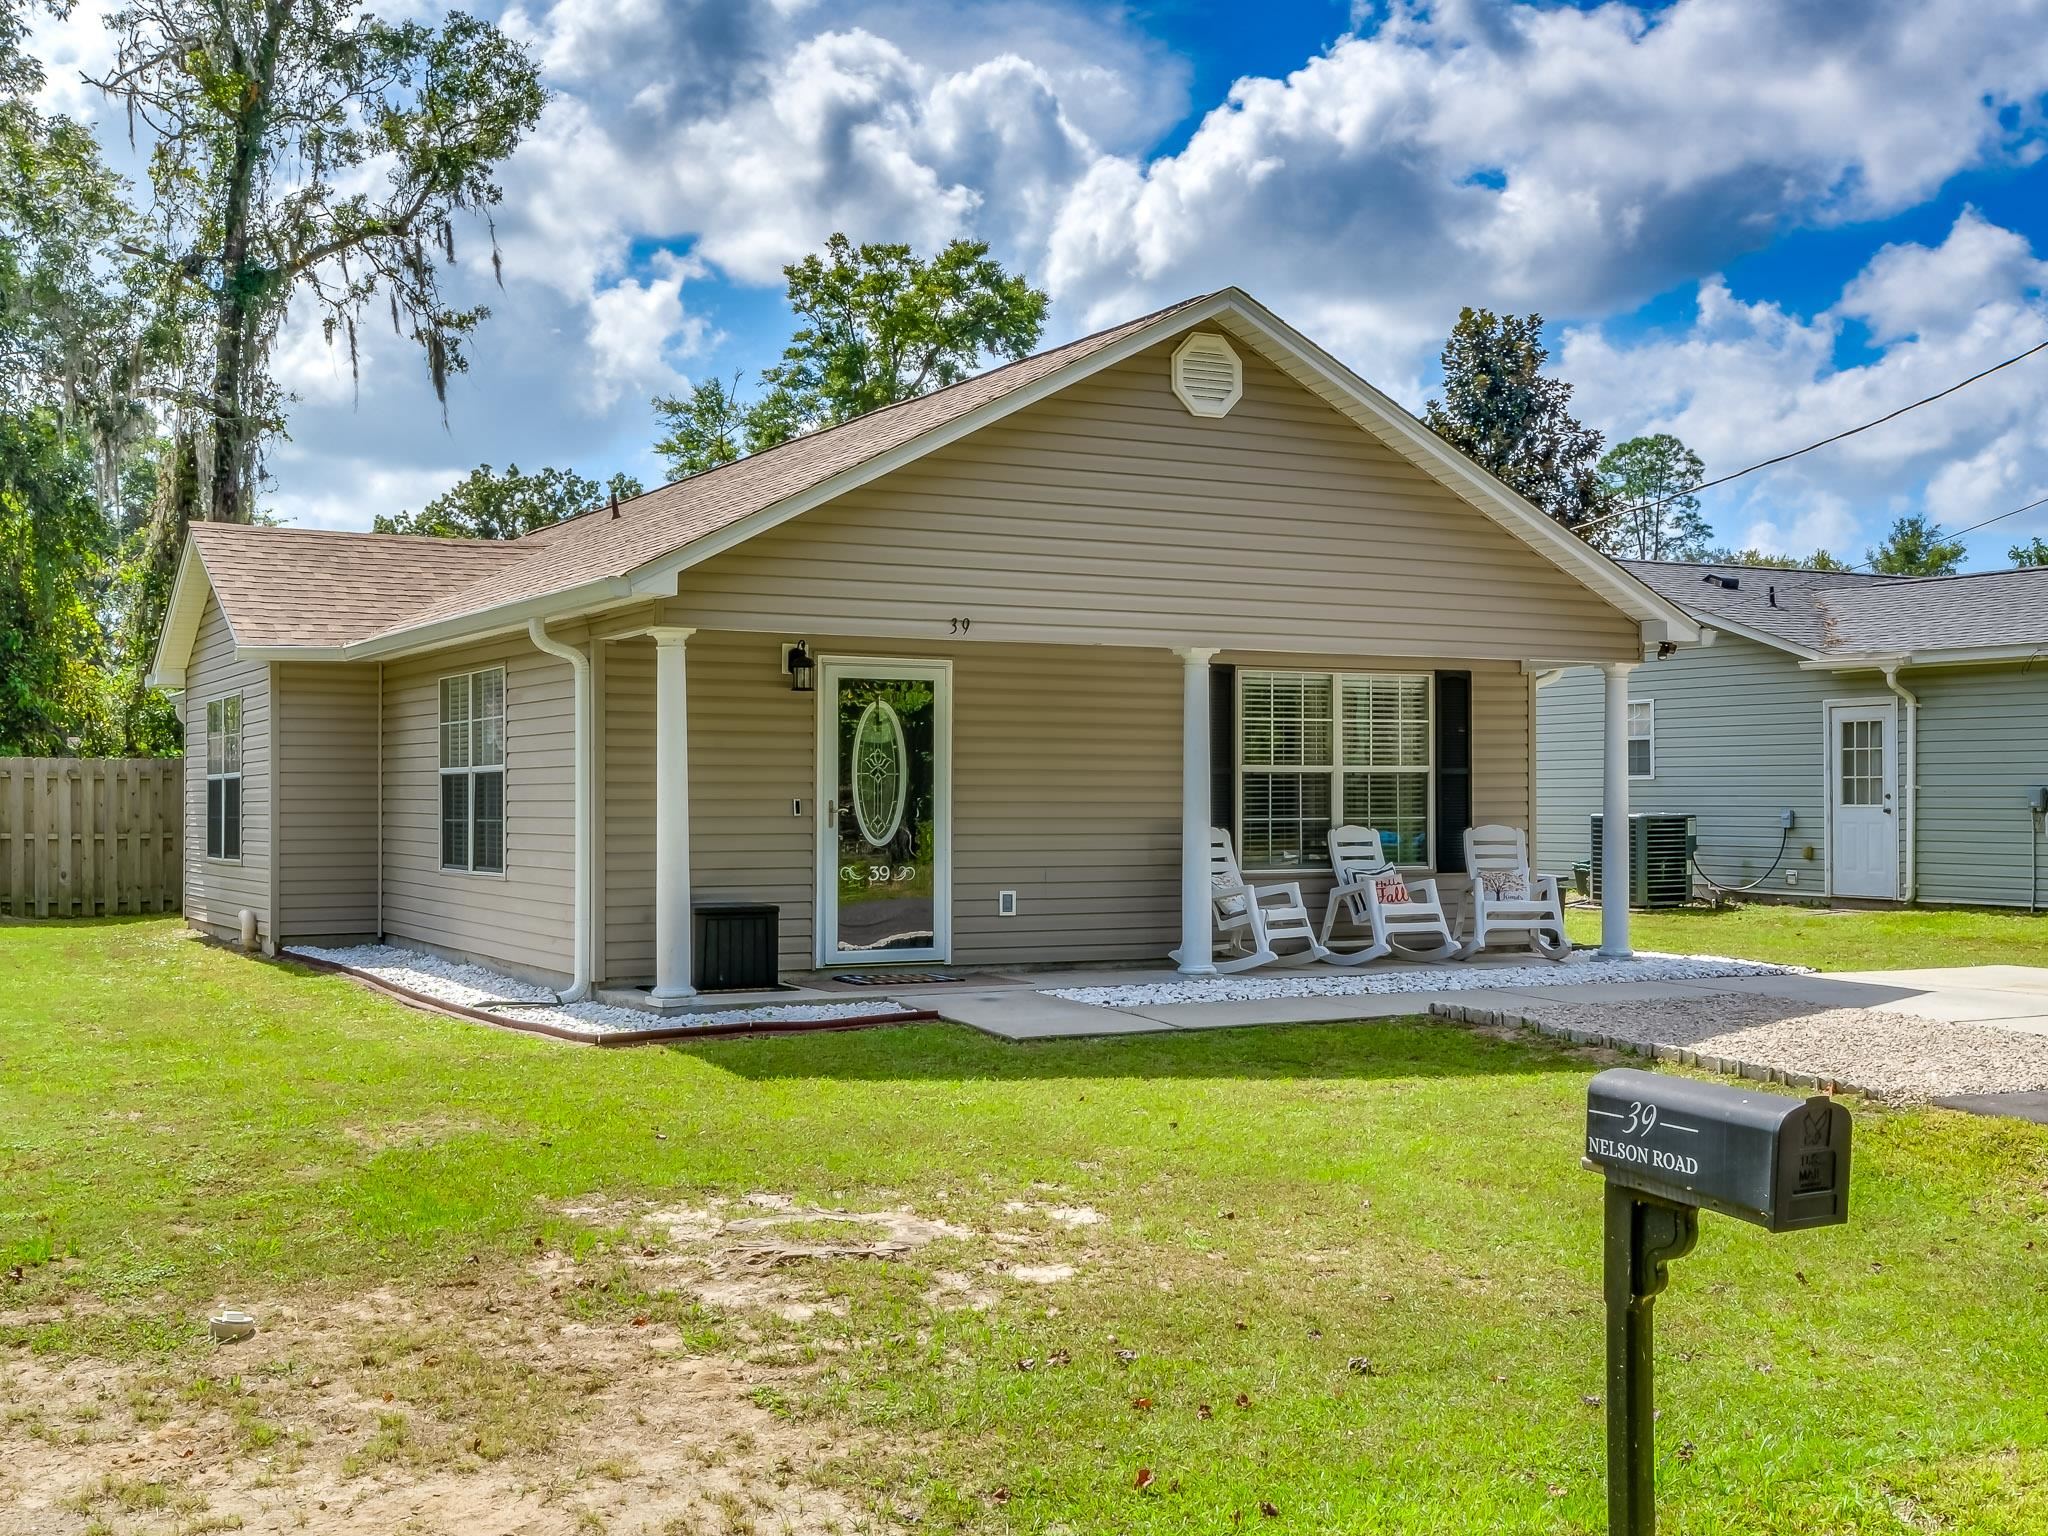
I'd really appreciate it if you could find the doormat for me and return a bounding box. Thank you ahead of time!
[833,971,973,986]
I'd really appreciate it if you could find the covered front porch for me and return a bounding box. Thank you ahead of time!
[587,624,1650,1011]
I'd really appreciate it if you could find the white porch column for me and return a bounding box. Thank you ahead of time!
[1601,660,1635,959]
[1173,646,1220,975]
[650,626,698,1001]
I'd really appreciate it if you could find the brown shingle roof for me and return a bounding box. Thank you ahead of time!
[184,294,1218,652]
[367,293,1218,642]
[188,523,528,647]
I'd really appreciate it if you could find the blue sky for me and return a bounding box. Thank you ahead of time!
[30,0,2048,566]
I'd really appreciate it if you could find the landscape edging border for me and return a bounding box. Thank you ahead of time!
[1426,1000,1872,1100]
[275,949,939,1046]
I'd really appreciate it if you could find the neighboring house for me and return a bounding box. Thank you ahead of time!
[150,289,1696,1000]
[1539,559,2048,909]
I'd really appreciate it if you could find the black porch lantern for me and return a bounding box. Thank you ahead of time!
[786,641,814,693]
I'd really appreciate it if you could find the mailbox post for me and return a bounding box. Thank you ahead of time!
[1583,1069,1852,1536]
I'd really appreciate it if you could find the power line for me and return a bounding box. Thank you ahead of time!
[1579,334,2048,533]
[1835,492,2048,573]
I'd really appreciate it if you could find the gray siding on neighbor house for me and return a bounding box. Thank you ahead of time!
[596,633,1536,982]
[667,336,1646,665]
[273,661,380,944]
[1910,663,2048,909]
[182,593,271,944]
[378,630,582,982]
[1536,633,1869,896]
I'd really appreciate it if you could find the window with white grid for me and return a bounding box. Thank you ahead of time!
[1239,671,1431,869]
[439,667,505,874]
[1838,718,1884,806]
[1627,699,1654,780]
[205,695,242,861]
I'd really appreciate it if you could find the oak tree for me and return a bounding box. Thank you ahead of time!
[652,234,1047,480]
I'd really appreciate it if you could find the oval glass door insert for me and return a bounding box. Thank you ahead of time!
[852,700,909,846]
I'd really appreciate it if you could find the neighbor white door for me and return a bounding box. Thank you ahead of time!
[1827,702,1898,900]
[816,659,952,965]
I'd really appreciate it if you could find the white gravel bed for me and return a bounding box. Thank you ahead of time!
[1043,952,1805,1009]
[289,943,912,1037]
[1473,993,2048,1103]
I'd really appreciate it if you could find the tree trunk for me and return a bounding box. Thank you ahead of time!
[204,0,290,524]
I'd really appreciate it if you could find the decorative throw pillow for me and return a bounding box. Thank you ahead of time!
[1211,874,1248,917]
[1480,868,1530,901]
[1373,873,1411,905]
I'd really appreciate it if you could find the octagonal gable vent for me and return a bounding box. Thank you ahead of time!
[1171,332,1243,418]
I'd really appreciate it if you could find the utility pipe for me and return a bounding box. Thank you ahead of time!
[528,619,595,1001]
[1881,663,1919,905]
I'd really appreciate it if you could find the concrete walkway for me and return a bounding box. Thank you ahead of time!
[904,960,2048,1042]
[890,959,2048,1117]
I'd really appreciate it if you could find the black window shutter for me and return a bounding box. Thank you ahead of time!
[1210,663,1237,834]
[1434,671,1472,873]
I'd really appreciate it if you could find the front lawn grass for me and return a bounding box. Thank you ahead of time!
[4,917,2045,1533]
[1565,899,2048,972]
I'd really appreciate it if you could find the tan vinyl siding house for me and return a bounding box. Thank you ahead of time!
[273,662,380,944]
[182,594,271,946]
[667,338,1641,659]
[153,289,1695,993]
[380,634,582,977]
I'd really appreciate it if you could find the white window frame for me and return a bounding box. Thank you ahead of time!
[1237,670,1434,872]
[205,694,242,863]
[439,666,507,876]
[1628,698,1655,781]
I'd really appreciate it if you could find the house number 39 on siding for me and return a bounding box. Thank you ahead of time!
[949,616,972,633]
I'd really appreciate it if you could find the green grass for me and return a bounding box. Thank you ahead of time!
[1566,899,2048,972]
[4,917,2047,1533]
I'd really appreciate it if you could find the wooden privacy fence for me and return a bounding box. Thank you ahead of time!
[1,758,182,917]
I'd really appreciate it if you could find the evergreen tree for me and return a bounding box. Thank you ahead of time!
[375,464,643,539]
[1588,434,1713,561]
[1865,513,1965,576]
[1704,547,1851,571]
[1423,308,1607,528]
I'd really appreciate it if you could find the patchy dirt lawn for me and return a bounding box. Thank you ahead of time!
[0,1191,1099,1535]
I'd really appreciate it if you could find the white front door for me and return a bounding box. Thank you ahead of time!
[1827,701,1898,899]
[817,659,952,965]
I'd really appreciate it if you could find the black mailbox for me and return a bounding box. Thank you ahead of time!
[1584,1068,1851,1232]
[1584,1067,1855,1535]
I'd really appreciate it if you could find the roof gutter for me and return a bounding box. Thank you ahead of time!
[1806,643,2048,671]
[225,577,641,669]
[526,618,596,1001]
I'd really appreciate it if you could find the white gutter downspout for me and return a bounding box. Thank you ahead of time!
[1882,662,1919,905]
[376,662,384,941]
[528,619,595,1001]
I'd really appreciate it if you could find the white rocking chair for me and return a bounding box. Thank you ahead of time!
[1317,825,1460,965]
[1457,824,1571,960]
[1176,828,1329,973]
